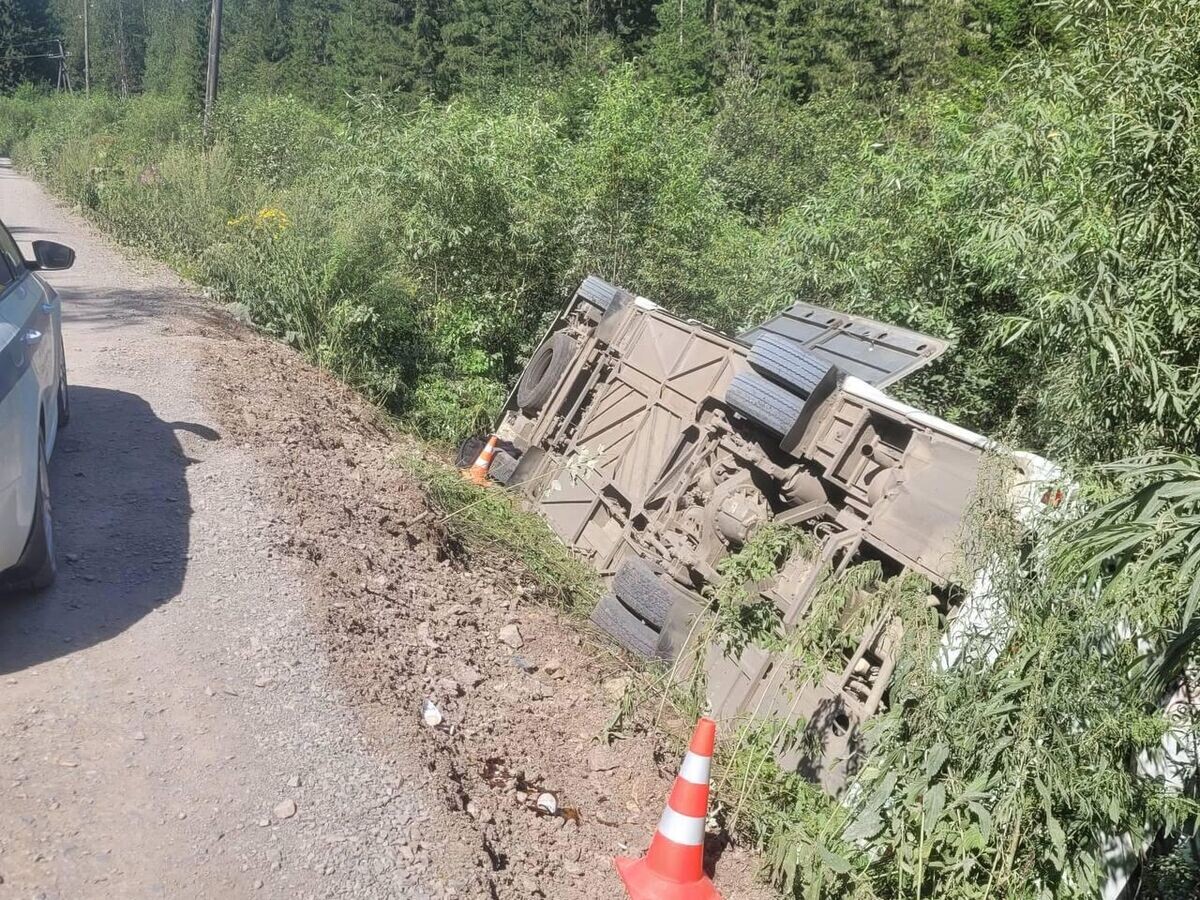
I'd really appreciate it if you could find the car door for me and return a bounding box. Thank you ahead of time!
[0,223,53,570]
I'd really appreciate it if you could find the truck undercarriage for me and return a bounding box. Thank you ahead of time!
[495,277,1061,793]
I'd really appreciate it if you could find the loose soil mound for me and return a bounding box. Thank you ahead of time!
[198,318,774,899]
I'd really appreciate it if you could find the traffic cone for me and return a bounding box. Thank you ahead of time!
[616,717,721,900]
[462,435,499,486]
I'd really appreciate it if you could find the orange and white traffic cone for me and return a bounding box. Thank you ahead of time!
[462,435,499,486]
[616,717,722,900]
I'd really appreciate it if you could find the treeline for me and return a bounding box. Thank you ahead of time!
[3,0,1198,466]
[0,0,58,89]
[23,0,1043,104]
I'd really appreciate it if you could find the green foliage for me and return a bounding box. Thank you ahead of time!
[714,721,861,900]
[0,76,800,439]
[1140,836,1200,900]
[708,524,810,655]
[958,0,1200,458]
[19,0,1038,105]
[0,0,59,90]
[836,489,1199,900]
[6,1,1200,897]
[0,83,42,153]
[1061,453,1200,695]
[696,484,1199,900]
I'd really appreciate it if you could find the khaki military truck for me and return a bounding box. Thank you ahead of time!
[493,277,1061,793]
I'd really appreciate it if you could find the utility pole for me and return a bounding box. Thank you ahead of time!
[203,0,224,138]
[82,0,90,94]
[56,40,72,92]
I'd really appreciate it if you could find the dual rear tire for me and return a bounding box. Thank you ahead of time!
[590,557,697,661]
[725,340,841,438]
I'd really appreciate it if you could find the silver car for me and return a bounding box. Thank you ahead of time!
[0,216,73,591]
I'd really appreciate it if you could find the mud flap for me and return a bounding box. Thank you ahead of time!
[654,589,703,667]
[612,557,674,629]
[489,448,520,486]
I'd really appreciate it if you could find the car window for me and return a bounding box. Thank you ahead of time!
[0,222,22,289]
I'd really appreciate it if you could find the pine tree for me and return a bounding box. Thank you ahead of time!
[439,0,501,93]
[411,0,448,97]
[1,0,60,90]
[284,0,340,102]
[141,0,207,101]
[645,0,720,100]
[329,0,419,96]
[222,0,293,93]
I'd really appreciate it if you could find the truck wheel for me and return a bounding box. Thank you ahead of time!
[612,557,675,630]
[749,335,837,397]
[489,448,520,486]
[4,432,56,592]
[517,332,577,414]
[725,371,805,437]
[590,592,661,658]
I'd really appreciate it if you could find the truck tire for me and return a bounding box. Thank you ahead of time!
[725,371,805,437]
[591,592,661,658]
[749,335,837,397]
[612,557,674,630]
[4,432,56,593]
[578,275,618,312]
[489,448,520,486]
[517,332,577,414]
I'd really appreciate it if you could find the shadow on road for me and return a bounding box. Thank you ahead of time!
[0,385,219,675]
[56,284,225,332]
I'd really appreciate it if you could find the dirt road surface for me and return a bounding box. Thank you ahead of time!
[0,161,772,900]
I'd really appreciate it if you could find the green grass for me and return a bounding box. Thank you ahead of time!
[401,455,603,616]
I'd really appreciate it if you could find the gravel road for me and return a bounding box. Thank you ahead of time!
[0,161,466,899]
[0,161,775,900]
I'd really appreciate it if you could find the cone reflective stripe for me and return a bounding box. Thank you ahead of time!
[462,435,499,485]
[615,717,722,900]
[677,750,711,786]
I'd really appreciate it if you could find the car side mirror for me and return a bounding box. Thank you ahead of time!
[29,240,75,271]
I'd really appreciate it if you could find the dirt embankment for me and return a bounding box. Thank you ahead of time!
[199,324,774,899]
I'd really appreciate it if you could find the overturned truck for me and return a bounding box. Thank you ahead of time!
[493,277,1060,793]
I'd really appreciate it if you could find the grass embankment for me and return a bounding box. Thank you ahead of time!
[404,457,602,617]
[0,80,794,444]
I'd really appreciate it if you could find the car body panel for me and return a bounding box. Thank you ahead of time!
[0,224,63,575]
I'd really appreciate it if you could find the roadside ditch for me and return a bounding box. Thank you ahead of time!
[196,314,776,899]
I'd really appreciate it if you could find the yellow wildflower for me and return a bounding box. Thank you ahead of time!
[255,207,290,232]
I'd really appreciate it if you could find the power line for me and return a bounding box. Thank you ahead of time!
[2,39,73,92]
[56,40,72,92]
[1,51,70,61]
[10,38,65,50]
